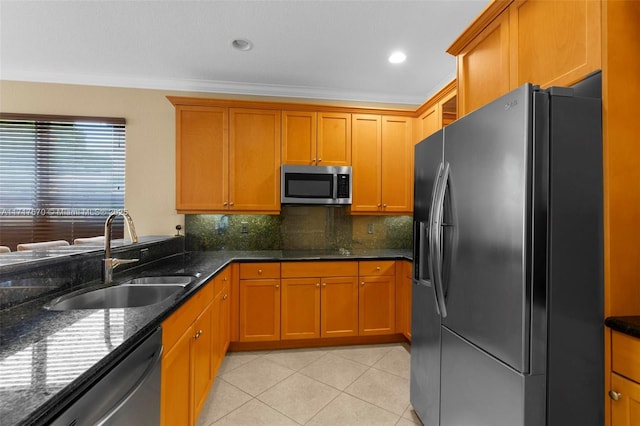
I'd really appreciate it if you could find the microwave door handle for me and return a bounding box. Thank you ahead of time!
[333,174,338,199]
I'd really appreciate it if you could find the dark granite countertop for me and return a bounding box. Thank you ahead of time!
[605,316,640,339]
[0,249,411,425]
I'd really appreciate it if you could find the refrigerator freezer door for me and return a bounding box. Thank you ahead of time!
[441,84,534,373]
[440,328,545,426]
[410,130,444,425]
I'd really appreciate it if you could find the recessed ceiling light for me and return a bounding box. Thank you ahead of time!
[388,51,407,64]
[232,39,253,51]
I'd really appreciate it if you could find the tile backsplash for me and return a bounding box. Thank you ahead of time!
[185,206,412,251]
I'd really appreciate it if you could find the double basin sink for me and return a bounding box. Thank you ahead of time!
[45,276,194,311]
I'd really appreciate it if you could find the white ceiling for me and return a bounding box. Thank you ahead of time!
[0,0,487,106]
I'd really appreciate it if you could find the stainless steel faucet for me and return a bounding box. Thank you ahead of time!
[103,211,139,284]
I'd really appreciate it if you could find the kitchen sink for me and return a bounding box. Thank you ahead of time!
[45,284,186,311]
[123,276,193,286]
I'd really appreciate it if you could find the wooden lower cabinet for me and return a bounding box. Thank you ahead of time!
[321,276,359,338]
[192,304,214,419]
[281,278,321,339]
[280,275,360,340]
[161,281,214,426]
[396,260,412,341]
[358,261,396,336]
[611,373,640,426]
[611,331,640,426]
[239,279,281,341]
[161,328,191,425]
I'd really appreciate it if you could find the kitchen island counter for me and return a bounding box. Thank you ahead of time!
[0,249,411,425]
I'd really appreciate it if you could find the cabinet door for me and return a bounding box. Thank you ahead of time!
[239,279,281,341]
[317,112,352,166]
[381,116,413,213]
[211,291,222,375]
[351,114,382,212]
[321,276,359,338]
[175,106,228,211]
[229,108,281,212]
[193,303,213,420]
[161,329,192,426]
[281,278,321,340]
[457,9,511,116]
[417,104,441,141]
[611,373,640,426]
[219,282,231,356]
[509,0,601,89]
[282,111,316,165]
[359,276,396,336]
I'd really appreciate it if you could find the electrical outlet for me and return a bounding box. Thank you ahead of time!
[367,224,374,234]
[241,222,249,234]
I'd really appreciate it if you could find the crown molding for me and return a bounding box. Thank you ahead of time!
[0,70,425,107]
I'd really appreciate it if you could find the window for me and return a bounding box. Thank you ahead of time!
[0,113,126,251]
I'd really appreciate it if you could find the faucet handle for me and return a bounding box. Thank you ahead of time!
[112,258,139,268]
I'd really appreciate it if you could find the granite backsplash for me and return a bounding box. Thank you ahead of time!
[185,206,413,251]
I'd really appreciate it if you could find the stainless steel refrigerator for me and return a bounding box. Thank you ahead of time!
[410,76,604,426]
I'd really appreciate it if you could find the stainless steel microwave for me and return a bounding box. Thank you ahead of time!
[281,165,352,205]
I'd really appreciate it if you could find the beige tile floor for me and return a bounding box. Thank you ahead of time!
[196,343,424,426]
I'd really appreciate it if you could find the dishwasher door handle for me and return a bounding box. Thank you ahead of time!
[96,342,163,426]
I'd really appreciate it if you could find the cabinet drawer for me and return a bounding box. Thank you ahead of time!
[612,331,640,383]
[239,262,280,279]
[359,260,396,276]
[281,261,358,278]
[163,281,214,351]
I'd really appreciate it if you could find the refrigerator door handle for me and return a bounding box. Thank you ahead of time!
[431,162,450,318]
[427,162,444,316]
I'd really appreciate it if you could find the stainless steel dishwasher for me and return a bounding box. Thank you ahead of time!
[51,327,162,426]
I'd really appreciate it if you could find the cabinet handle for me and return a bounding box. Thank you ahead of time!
[322,283,326,287]
[318,158,322,162]
[376,266,381,271]
[223,201,228,206]
[258,269,263,274]
[222,294,228,300]
[609,390,622,401]
[275,284,280,289]
[377,203,381,207]
[194,329,203,339]
[229,201,234,207]
[383,203,387,208]
[223,276,228,281]
[316,283,320,288]
[361,281,365,286]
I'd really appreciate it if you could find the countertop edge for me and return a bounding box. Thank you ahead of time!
[605,316,640,339]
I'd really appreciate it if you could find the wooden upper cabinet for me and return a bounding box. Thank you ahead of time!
[282,111,351,166]
[175,106,228,211]
[450,0,602,116]
[381,116,413,213]
[282,111,317,165]
[351,114,382,212]
[415,81,458,142]
[229,108,281,213]
[509,0,601,89]
[352,114,412,214]
[317,112,351,166]
[416,104,440,142]
[456,8,511,116]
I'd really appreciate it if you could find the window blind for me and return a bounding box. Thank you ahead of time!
[0,113,126,251]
